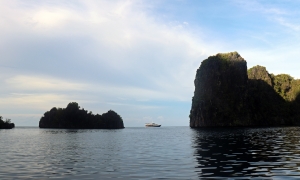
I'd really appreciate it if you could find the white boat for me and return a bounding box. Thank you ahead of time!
[145,122,161,127]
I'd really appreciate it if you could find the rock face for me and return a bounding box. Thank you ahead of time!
[39,102,124,129]
[190,52,300,127]
[247,66,289,125]
[190,52,249,127]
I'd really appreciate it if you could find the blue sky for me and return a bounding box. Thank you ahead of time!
[1,0,300,127]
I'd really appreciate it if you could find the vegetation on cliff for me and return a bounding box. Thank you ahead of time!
[190,52,300,127]
[191,52,249,127]
[39,102,124,129]
[248,66,300,124]
[0,116,15,129]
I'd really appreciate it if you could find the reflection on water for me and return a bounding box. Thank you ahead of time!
[0,127,197,179]
[192,127,300,178]
[2,127,300,179]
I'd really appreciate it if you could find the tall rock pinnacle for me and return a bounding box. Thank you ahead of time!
[190,52,249,127]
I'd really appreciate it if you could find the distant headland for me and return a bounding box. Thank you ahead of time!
[39,102,124,129]
[190,52,300,127]
[0,116,15,129]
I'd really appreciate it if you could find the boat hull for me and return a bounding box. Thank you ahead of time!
[145,125,161,127]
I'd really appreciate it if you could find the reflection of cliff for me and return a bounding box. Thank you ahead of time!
[39,102,124,129]
[191,127,300,178]
[190,52,300,127]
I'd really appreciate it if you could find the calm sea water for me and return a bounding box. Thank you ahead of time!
[1,126,300,179]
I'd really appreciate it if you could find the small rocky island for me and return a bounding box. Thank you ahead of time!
[0,116,15,129]
[39,102,124,129]
[190,52,300,127]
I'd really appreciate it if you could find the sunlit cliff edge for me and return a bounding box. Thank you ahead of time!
[190,52,300,127]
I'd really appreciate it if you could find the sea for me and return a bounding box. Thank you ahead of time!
[1,126,300,179]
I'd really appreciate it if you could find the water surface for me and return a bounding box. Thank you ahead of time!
[1,126,300,179]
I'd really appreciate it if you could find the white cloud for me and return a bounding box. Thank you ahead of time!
[2,0,300,126]
[6,75,84,91]
[232,1,287,16]
[275,17,300,32]
[232,0,300,33]
[31,8,73,28]
[0,93,70,113]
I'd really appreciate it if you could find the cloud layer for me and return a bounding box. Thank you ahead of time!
[1,0,300,126]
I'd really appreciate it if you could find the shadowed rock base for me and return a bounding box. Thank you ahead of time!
[190,52,300,127]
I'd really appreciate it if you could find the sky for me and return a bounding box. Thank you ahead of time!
[1,0,300,127]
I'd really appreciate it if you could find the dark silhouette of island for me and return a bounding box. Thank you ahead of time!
[39,102,124,129]
[0,116,15,129]
[190,52,300,127]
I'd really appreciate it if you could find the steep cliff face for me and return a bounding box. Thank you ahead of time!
[247,66,300,125]
[248,65,273,86]
[190,52,249,127]
[190,52,300,127]
[247,66,288,125]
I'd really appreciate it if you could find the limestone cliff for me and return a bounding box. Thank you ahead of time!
[190,52,300,127]
[247,66,288,125]
[190,52,249,127]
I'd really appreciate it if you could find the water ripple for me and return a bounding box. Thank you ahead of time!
[2,127,300,179]
[191,127,300,178]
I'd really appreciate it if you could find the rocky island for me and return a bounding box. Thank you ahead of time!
[0,116,15,129]
[190,52,300,127]
[39,102,124,129]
